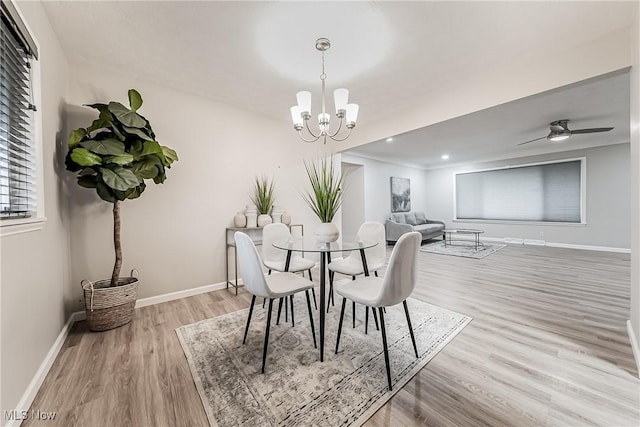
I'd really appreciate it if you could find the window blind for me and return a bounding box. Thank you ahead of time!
[455,160,583,223]
[1,5,37,219]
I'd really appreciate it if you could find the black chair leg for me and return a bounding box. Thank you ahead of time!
[268,270,272,275]
[308,269,313,282]
[352,301,356,328]
[365,306,369,335]
[372,307,380,331]
[290,295,295,326]
[276,297,284,325]
[285,297,288,322]
[262,299,274,374]
[403,300,419,358]
[379,307,392,390]
[305,290,317,348]
[335,298,347,354]
[312,288,318,310]
[243,295,256,344]
[374,271,378,277]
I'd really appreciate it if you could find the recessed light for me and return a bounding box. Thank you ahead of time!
[385,137,393,143]
[441,154,449,160]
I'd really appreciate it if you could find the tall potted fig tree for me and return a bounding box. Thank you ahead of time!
[66,89,178,331]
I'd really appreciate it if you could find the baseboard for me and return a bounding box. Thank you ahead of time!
[546,242,630,254]
[135,280,229,308]
[9,280,235,422]
[479,236,629,253]
[627,320,640,378]
[5,311,84,427]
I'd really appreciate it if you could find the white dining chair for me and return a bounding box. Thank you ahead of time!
[327,221,386,328]
[334,231,421,390]
[235,231,317,373]
[262,223,318,322]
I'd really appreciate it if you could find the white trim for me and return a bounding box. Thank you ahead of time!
[627,320,640,379]
[479,236,630,253]
[135,281,229,308]
[452,218,586,227]
[5,311,83,427]
[545,241,630,253]
[0,218,46,237]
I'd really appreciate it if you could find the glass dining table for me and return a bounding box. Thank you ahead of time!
[273,238,378,362]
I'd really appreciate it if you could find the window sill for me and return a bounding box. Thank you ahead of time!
[1,216,47,237]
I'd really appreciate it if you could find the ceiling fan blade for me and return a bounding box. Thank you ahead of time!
[571,127,614,134]
[517,136,547,146]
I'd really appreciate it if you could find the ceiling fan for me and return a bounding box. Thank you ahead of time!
[518,119,614,146]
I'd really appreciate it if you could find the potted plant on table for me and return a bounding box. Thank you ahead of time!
[302,156,345,242]
[251,175,275,227]
[65,89,178,331]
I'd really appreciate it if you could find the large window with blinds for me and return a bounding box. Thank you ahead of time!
[1,1,39,220]
[455,158,585,224]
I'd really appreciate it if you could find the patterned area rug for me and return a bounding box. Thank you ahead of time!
[421,240,506,259]
[176,297,471,427]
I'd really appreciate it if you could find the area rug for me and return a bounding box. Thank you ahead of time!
[420,240,506,259]
[176,297,471,427]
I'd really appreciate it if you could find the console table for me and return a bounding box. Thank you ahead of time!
[225,224,303,295]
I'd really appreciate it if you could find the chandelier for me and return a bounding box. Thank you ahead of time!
[290,38,359,144]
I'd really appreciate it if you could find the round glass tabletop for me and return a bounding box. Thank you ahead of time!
[272,237,377,253]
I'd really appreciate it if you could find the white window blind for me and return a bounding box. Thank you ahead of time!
[455,159,583,223]
[1,2,38,219]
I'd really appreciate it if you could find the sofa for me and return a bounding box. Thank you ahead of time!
[385,211,445,244]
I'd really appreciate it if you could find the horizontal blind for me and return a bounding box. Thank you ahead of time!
[1,9,36,219]
[456,160,582,223]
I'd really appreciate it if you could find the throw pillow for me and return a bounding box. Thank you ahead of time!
[405,212,417,225]
[414,212,427,224]
[392,213,406,224]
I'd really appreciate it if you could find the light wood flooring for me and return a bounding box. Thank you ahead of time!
[25,244,639,426]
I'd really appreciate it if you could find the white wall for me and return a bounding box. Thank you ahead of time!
[340,162,365,240]
[424,144,630,249]
[65,64,335,310]
[629,2,640,372]
[345,144,630,250]
[341,154,431,223]
[0,1,70,413]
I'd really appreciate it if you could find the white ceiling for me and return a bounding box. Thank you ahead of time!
[347,71,630,169]
[41,1,633,166]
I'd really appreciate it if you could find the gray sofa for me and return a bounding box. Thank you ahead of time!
[385,211,445,244]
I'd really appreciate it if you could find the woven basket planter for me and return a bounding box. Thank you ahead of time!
[81,270,139,332]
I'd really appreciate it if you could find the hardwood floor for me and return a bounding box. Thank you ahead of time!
[25,244,639,426]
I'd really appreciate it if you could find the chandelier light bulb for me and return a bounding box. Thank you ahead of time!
[333,88,349,116]
[296,91,312,117]
[290,106,303,130]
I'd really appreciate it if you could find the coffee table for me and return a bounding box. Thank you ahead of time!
[443,229,484,250]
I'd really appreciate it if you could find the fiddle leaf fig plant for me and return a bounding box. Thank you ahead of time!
[66,89,178,286]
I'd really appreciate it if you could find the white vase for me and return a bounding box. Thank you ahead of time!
[315,222,339,243]
[271,206,283,224]
[245,205,258,228]
[233,212,247,228]
[257,214,273,227]
[281,212,291,225]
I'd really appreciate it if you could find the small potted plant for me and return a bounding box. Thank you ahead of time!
[66,89,178,331]
[251,175,275,227]
[302,156,345,242]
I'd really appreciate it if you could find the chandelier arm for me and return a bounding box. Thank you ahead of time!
[327,116,344,138]
[298,130,321,143]
[304,119,321,139]
[328,128,352,142]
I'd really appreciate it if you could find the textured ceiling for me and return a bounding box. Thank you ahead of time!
[42,1,634,130]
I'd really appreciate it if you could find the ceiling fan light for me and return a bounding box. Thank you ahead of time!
[548,133,571,143]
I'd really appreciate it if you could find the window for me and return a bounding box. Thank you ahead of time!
[1,1,39,220]
[455,158,585,224]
